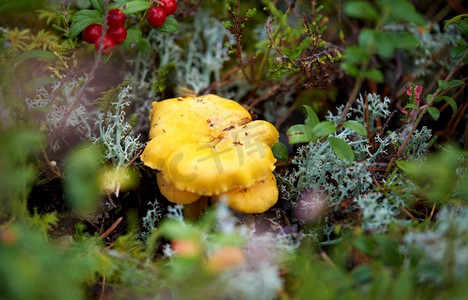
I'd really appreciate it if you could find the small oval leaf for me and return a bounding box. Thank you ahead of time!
[342,120,367,136]
[287,124,314,144]
[155,16,179,33]
[364,68,384,82]
[304,105,319,128]
[310,121,336,139]
[123,27,142,50]
[121,0,149,14]
[404,103,420,110]
[328,136,355,164]
[136,38,151,53]
[344,1,379,20]
[426,107,440,121]
[436,96,457,114]
[271,142,289,161]
[89,0,104,12]
[69,9,103,38]
[395,160,413,172]
[341,61,359,77]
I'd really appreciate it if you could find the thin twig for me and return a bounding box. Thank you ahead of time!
[1,217,16,229]
[337,64,367,127]
[428,203,436,221]
[99,276,106,300]
[225,0,254,83]
[100,217,123,240]
[320,250,337,268]
[401,207,417,221]
[255,2,296,82]
[247,74,301,110]
[124,145,145,168]
[275,96,301,128]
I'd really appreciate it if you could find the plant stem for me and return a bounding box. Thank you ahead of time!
[386,50,467,171]
[53,0,110,138]
[396,50,467,158]
[337,61,367,127]
[254,3,294,82]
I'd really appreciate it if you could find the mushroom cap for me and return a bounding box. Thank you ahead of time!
[141,94,279,196]
[157,172,200,204]
[212,172,278,213]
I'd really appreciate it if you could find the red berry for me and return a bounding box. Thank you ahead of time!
[160,0,177,15]
[107,26,127,44]
[147,6,166,27]
[107,9,126,28]
[94,35,115,55]
[83,24,102,44]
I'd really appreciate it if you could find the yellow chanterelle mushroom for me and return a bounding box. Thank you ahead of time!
[141,94,279,213]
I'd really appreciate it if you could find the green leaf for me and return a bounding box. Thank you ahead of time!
[358,28,375,50]
[76,0,91,9]
[136,38,151,53]
[373,32,419,58]
[435,96,457,114]
[352,265,373,284]
[64,144,102,213]
[444,14,468,31]
[89,0,104,12]
[70,9,103,38]
[442,79,463,90]
[271,142,289,160]
[453,18,468,36]
[328,136,355,164]
[374,32,395,58]
[341,62,359,77]
[354,235,375,256]
[304,105,319,128]
[287,124,314,144]
[450,42,468,60]
[0,0,46,14]
[120,0,149,14]
[426,107,440,121]
[13,50,57,64]
[344,46,369,64]
[437,79,449,91]
[73,8,102,17]
[155,16,179,33]
[8,129,46,158]
[310,121,336,139]
[12,50,57,69]
[404,103,419,110]
[395,160,413,172]
[159,220,199,240]
[123,27,142,50]
[380,0,426,26]
[374,235,403,267]
[344,1,379,21]
[342,120,367,136]
[392,32,419,50]
[364,68,384,82]
[392,271,415,300]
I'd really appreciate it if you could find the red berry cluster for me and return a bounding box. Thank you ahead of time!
[147,0,177,28]
[82,9,128,55]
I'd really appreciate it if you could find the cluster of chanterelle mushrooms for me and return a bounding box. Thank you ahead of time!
[140,94,279,214]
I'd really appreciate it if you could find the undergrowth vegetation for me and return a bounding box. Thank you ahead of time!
[0,0,467,299]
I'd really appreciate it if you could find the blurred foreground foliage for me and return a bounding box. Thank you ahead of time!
[1,0,467,299]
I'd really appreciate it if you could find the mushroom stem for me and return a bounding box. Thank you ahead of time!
[183,197,208,219]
